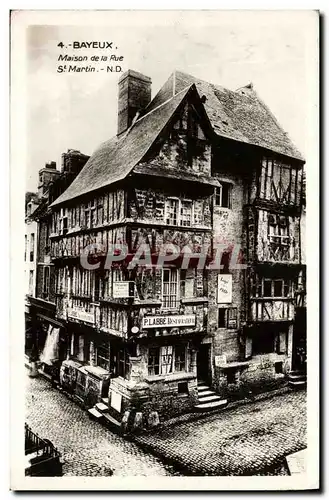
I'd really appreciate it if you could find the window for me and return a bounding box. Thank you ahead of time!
[165,198,192,227]
[162,268,179,309]
[175,345,186,372]
[29,270,34,295]
[214,182,231,208]
[30,233,35,261]
[97,340,110,370]
[268,214,289,245]
[118,348,130,377]
[263,279,272,297]
[218,307,238,328]
[148,347,160,375]
[165,199,179,225]
[252,277,293,298]
[179,269,195,299]
[180,200,192,227]
[97,198,104,226]
[148,345,187,376]
[43,266,50,299]
[59,208,68,235]
[24,235,27,261]
[160,345,173,374]
[84,201,96,229]
[71,207,76,228]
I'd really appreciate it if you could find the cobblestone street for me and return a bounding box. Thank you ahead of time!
[134,390,307,476]
[26,370,306,477]
[25,373,177,476]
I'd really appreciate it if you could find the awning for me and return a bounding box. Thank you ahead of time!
[37,314,65,329]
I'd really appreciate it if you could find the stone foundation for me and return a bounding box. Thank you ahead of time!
[107,372,198,430]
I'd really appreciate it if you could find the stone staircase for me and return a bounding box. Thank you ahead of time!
[88,397,122,432]
[287,370,307,389]
[194,380,228,412]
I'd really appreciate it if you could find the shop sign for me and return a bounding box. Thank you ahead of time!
[113,281,135,298]
[142,314,196,329]
[215,355,227,367]
[217,274,232,303]
[67,307,94,324]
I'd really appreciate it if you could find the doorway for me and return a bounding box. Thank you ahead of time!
[197,344,211,384]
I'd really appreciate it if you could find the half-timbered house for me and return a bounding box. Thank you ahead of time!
[49,69,305,427]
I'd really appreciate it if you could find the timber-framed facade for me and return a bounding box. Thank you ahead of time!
[27,69,306,428]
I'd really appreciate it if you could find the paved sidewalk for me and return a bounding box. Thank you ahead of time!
[133,390,306,476]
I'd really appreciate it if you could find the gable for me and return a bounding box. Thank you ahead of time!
[136,97,212,178]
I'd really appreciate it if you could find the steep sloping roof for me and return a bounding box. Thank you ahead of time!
[147,71,304,161]
[51,86,192,207]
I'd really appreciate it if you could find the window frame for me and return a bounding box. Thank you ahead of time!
[218,307,238,329]
[30,233,35,262]
[214,182,232,208]
[59,208,68,236]
[164,197,193,227]
[251,276,293,299]
[268,214,290,246]
[161,268,179,309]
[148,345,187,376]
[43,266,50,299]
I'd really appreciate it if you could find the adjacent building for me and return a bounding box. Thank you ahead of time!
[25,151,89,365]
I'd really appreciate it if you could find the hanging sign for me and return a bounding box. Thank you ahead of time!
[217,274,233,303]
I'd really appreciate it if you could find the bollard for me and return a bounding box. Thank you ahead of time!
[133,412,143,430]
[120,411,130,433]
[147,411,160,428]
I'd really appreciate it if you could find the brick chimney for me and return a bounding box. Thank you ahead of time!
[117,70,152,136]
[61,149,90,175]
[38,162,60,198]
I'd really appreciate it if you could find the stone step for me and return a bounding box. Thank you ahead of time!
[198,394,222,403]
[101,397,109,405]
[197,385,210,392]
[88,407,103,419]
[197,389,214,397]
[194,399,228,412]
[289,379,306,388]
[197,380,206,386]
[103,413,122,431]
[288,372,306,380]
[95,402,108,412]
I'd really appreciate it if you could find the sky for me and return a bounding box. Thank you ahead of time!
[25,10,317,192]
